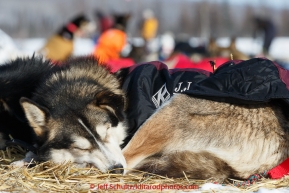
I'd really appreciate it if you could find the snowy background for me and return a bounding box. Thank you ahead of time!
[3,36,289,63]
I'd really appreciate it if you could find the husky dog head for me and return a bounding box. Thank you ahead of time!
[20,57,127,173]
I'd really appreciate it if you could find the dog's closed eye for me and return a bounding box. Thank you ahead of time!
[71,145,90,151]
[71,136,92,150]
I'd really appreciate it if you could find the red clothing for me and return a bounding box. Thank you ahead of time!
[100,17,114,33]
[170,54,195,68]
[191,57,229,72]
[165,53,229,73]
[106,58,135,73]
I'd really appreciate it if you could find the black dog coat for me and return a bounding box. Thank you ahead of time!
[122,58,289,144]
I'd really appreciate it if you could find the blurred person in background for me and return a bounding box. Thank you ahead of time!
[39,14,90,62]
[92,10,114,43]
[93,13,134,72]
[158,31,175,61]
[208,37,249,60]
[253,16,277,57]
[140,9,158,52]
[164,39,228,72]
[95,10,114,34]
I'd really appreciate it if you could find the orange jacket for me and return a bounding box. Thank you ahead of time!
[93,29,126,63]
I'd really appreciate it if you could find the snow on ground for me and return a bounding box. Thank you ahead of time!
[13,37,95,57]
[217,37,289,62]
[1,35,289,70]
[0,29,25,64]
[191,183,289,193]
[9,36,289,63]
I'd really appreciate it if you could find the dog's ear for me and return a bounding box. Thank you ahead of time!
[95,91,125,121]
[20,97,50,137]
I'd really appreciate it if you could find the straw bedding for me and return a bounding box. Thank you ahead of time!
[1,146,289,193]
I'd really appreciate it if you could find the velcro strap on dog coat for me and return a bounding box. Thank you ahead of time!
[268,158,289,179]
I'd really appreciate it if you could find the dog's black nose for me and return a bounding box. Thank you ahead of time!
[109,164,124,174]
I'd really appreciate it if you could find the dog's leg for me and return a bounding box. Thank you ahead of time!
[122,125,172,171]
[122,103,178,171]
[133,151,239,180]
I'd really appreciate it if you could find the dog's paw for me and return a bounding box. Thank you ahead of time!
[10,151,38,167]
[10,159,26,167]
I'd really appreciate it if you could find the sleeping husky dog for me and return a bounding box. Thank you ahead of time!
[0,56,127,172]
[1,56,289,180]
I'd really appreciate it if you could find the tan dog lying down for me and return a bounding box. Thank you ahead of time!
[123,95,289,180]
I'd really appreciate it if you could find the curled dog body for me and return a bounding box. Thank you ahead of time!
[119,58,289,180]
[122,94,289,179]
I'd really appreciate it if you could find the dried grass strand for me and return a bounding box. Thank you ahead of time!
[1,147,289,192]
